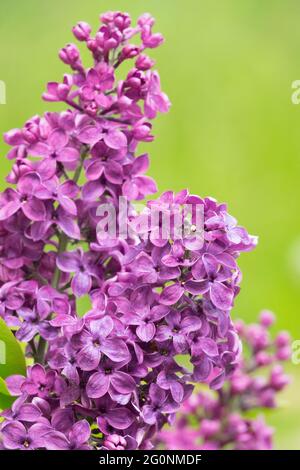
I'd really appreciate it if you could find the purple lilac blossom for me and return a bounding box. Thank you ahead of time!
[0,10,259,450]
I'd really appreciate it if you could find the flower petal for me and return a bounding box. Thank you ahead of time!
[170,381,184,403]
[48,129,68,150]
[0,200,20,220]
[17,404,42,422]
[43,431,70,450]
[72,272,92,297]
[210,282,233,310]
[136,322,155,342]
[57,211,81,240]
[57,251,81,272]
[105,408,135,430]
[77,344,101,371]
[86,372,110,398]
[111,371,136,394]
[101,338,130,363]
[104,129,127,149]
[82,181,105,201]
[197,337,218,357]
[58,147,80,162]
[2,422,26,449]
[58,195,77,216]
[160,283,184,306]
[18,173,41,195]
[90,316,113,338]
[184,280,209,295]
[22,198,46,221]
[69,420,91,447]
[104,161,123,184]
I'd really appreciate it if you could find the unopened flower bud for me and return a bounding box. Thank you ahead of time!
[59,44,80,67]
[255,351,272,366]
[138,13,155,28]
[142,31,164,49]
[259,310,275,328]
[270,365,290,391]
[275,331,290,348]
[114,12,131,31]
[72,21,91,41]
[275,346,291,361]
[136,54,155,71]
[103,434,127,450]
[121,44,140,60]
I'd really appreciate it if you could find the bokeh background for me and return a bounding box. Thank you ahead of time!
[0,0,299,449]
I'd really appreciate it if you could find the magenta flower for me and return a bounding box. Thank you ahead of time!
[160,283,185,306]
[74,316,131,370]
[16,307,50,342]
[57,248,100,297]
[1,421,48,450]
[185,253,234,310]
[0,10,264,452]
[157,369,185,403]
[155,310,202,353]
[144,71,171,119]
[21,364,56,398]
[29,129,80,175]
[142,384,178,425]
[44,420,91,450]
[96,407,135,432]
[0,281,23,316]
[124,296,170,343]
[35,176,79,216]
[86,359,136,398]
[83,141,125,189]
[79,63,115,109]
[0,173,46,222]
[1,396,41,423]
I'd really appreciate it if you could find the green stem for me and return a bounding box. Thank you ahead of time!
[51,233,68,288]
[73,146,88,184]
[29,339,37,356]
[35,336,47,365]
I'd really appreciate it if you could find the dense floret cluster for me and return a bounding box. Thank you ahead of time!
[0,11,287,451]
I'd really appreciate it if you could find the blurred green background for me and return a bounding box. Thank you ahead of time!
[0,0,299,449]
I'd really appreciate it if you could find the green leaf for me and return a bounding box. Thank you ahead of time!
[0,376,10,395]
[0,393,15,410]
[0,318,26,379]
[0,318,26,410]
[0,377,14,409]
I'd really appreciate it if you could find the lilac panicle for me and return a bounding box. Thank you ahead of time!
[0,10,259,450]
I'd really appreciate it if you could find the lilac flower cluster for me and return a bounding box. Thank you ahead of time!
[158,311,291,450]
[0,11,256,450]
